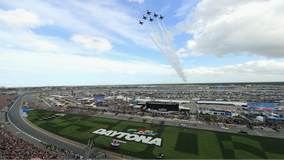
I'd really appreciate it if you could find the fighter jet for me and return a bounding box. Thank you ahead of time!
[149,17,154,22]
[146,10,151,15]
[153,12,158,18]
[142,15,147,20]
[139,20,143,25]
[159,15,164,20]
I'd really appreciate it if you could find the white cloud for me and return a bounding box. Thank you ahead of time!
[0,28,61,52]
[174,0,199,17]
[176,48,190,57]
[0,0,151,46]
[0,8,52,30]
[16,31,58,52]
[0,49,174,77]
[128,0,144,4]
[184,60,284,76]
[0,8,59,52]
[71,34,113,52]
[176,0,284,58]
[127,71,136,75]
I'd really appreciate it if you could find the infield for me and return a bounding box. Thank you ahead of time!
[26,110,284,159]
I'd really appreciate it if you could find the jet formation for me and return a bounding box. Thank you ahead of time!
[139,10,187,82]
[139,10,163,25]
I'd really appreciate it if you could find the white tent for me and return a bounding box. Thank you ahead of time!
[134,105,143,109]
[116,95,124,100]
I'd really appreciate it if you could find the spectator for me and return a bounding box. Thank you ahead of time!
[0,125,59,159]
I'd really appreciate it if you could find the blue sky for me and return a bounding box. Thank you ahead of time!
[1,0,284,87]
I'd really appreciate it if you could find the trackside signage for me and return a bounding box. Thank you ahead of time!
[92,129,162,146]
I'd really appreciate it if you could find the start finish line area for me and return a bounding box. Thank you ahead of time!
[26,110,284,159]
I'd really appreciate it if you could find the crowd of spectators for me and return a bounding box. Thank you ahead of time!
[0,95,16,110]
[0,125,59,159]
[105,100,131,108]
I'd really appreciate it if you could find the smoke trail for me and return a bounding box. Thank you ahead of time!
[143,17,187,82]
[144,26,171,64]
[158,20,187,82]
[146,21,167,56]
[157,20,179,66]
[157,20,175,56]
[162,21,176,51]
[162,21,179,61]
[152,23,173,59]
[145,22,173,64]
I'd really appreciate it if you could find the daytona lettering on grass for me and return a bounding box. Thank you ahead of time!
[92,129,162,146]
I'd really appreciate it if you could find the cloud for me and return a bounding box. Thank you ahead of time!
[0,49,174,77]
[0,8,60,52]
[184,60,284,76]
[176,48,190,57]
[0,28,60,52]
[127,71,136,75]
[0,0,151,46]
[0,8,52,30]
[176,0,284,58]
[71,34,113,52]
[174,0,199,17]
[128,0,144,4]
[16,31,58,52]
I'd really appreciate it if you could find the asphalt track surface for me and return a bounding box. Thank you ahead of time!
[8,94,131,160]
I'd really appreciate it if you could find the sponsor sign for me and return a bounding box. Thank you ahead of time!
[247,102,275,111]
[92,129,162,146]
[55,113,66,116]
[127,129,158,136]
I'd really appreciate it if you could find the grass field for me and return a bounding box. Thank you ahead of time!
[26,110,284,159]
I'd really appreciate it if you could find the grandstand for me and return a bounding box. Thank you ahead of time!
[145,101,179,112]
[0,95,16,110]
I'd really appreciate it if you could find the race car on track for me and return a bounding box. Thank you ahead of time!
[238,130,248,134]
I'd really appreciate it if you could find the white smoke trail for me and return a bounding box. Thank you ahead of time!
[157,20,180,66]
[146,21,167,57]
[152,23,173,59]
[162,21,179,61]
[162,21,176,51]
[146,21,162,48]
[144,26,171,64]
[159,20,187,82]
[157,20,175,55]
[143,18,187,82]
[145,22,173,65]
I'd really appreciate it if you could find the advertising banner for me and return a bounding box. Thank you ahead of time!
[247,102,275,111]
[94,97,104,102]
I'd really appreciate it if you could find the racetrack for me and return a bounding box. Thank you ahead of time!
[7,93,284,159]
[7,93,128,159]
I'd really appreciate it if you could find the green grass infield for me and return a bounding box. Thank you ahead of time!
[26,110,284,159]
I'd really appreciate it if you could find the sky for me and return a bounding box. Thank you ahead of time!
[1,0,284,87]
